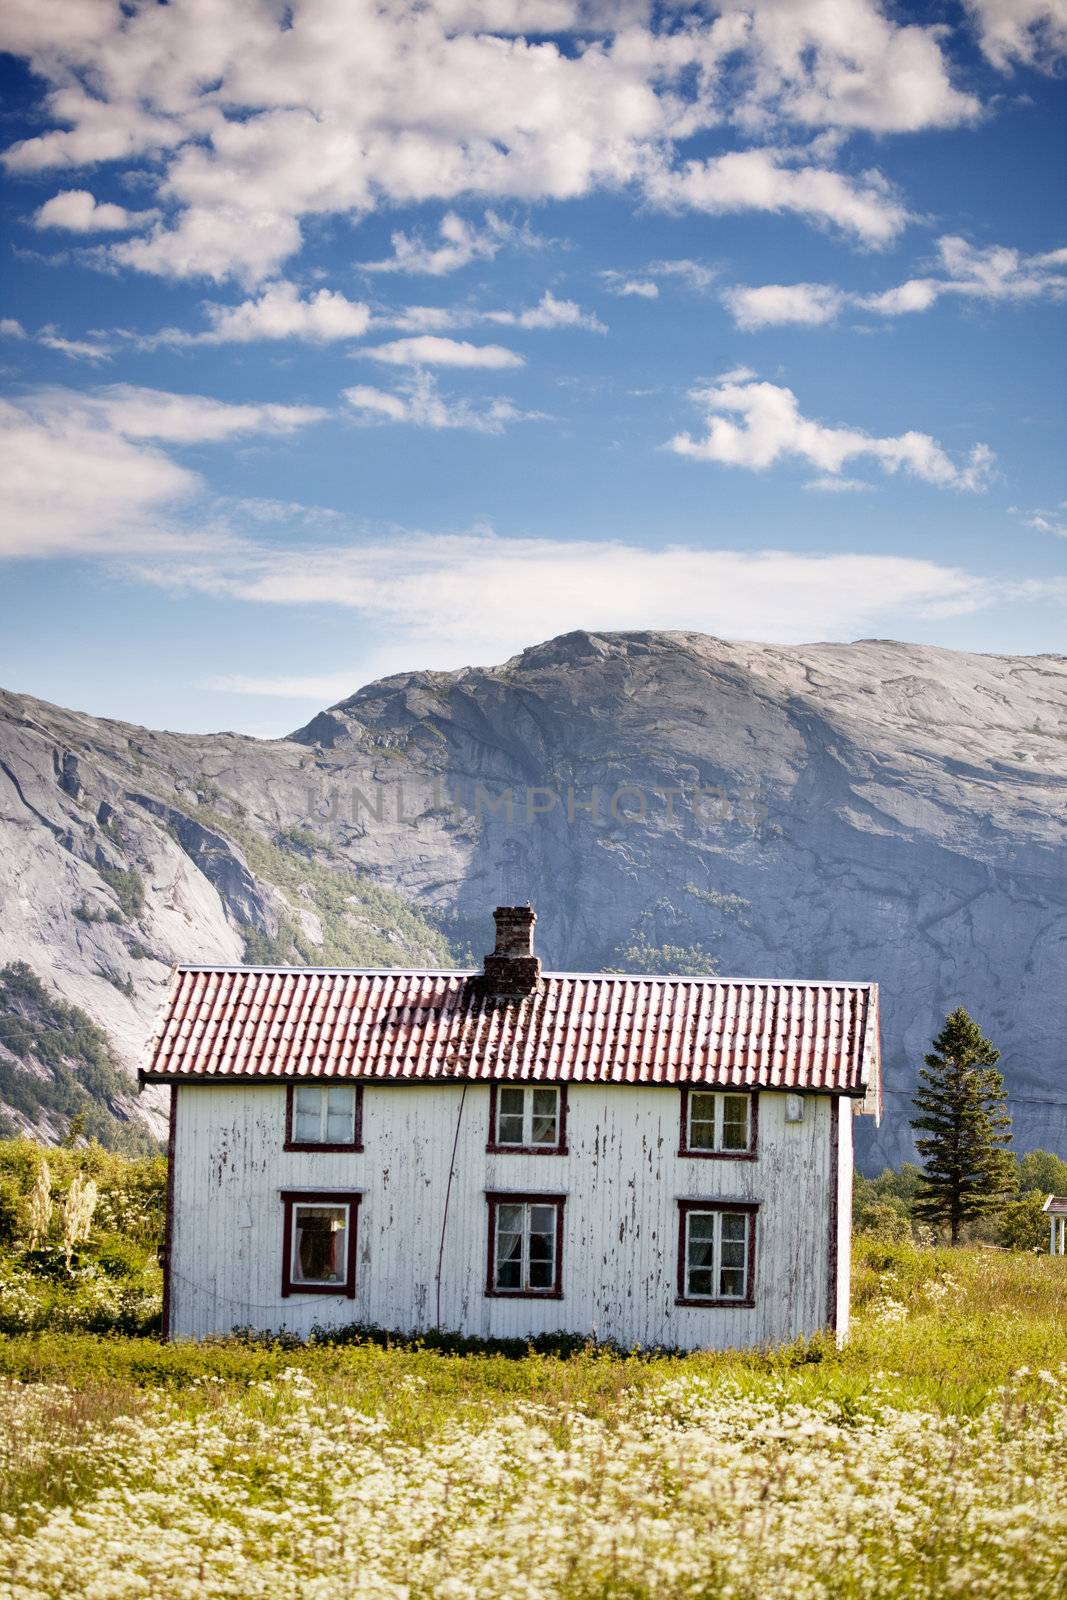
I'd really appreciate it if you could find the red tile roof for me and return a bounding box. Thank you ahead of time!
[142,967,881,1103]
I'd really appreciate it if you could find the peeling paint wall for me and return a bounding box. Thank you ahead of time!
[169,1083,844,1349]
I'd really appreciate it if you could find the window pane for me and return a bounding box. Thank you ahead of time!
[325,1085,356,1143]
[294,1084,323,1143]
[721,1096,750,1151]
[495,1204,524,1289]
[686,1211,716,1299]
[530,1088,559,1145]
[688,1093,717,1150]
[527,1204,556,1289]
[497,1088,525,1145]
[293,1205,346,1284]
[720,1213,747,1297]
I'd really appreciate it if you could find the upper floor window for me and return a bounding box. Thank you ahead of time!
[281,1190,360,1298]
[487,1083,566,1154]
[285,1082,363,1151]
[485,1192,565,1297]
[676,1201,757,1307]
[679,1089,757,1158]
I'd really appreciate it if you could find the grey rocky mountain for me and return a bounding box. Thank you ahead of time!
[1,630,1064,1167]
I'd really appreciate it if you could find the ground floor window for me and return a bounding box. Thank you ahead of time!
[485,1192,565,1298]
[281,1190,360,1297]
[676,1200,757,1306]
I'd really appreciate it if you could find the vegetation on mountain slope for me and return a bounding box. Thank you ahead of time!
[0,968,157,1152]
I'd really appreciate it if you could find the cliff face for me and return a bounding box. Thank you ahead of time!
[2,631,1064,1164]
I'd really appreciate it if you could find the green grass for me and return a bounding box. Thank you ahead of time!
[0,1243,1063,1598]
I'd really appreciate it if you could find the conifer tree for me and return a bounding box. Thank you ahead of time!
[910,1007,1014,1243]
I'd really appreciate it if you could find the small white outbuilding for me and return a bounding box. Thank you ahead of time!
[141,905,881,1350]
[1044,1195,1067,1255]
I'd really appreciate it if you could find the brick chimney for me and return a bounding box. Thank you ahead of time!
[481,904,541,999]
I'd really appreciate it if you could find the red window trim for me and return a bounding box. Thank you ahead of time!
[678,1087,759,1161]
[281,1189,361,1298]
[486,1082,568,1155]
[675,1198,759,1308]
[484,1190,566,1299]
[284,1081,364,1152]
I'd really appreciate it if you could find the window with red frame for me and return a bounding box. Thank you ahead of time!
[281,1190,360,1297]
[285,1082,363,1151]
[485,1192,565,1297]
[676,1200,757,1306]
[679,1089,756,1157]
[488,1083,566,1153]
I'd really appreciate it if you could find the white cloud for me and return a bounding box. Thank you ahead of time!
[966,0,1067,72]
[1010,503,1067,538]
[0,318,27,339]
[667,376,995,491]
[379,290,604,335]
[361,336,525,368]
[862,235,1067,315]
[343,371,543,432]
[609,279,660,299]
[602,260,717,298]
[721,0,981,134]
[0,2,951,283]
[203,670,364,701]
[37,327,112,363]
[125,530,1056,672]
[67,385,327,443]
[646,149,910,246]
[361,210,539,275]
[33,189,155,233]
[723,281,845,329]
[0,393,199,559]
[803,475,874,492]
[0,384,327,559]
[483,290,606,332]
[727,235,1067,328]
[164,282,373,345]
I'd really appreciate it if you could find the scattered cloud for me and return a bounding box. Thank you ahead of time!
[667,375,996,491]
[0,384,326,558]
[1009,502,1067,539]
[483,291,606,332]
[601,260,716,299]
[33,189,155,234]
[361,211,541,276]
[37,327,112,363]
[803,475,874,492]
[361,336,525,369]
[723,282,845,329]
[342,371,543,432]
[150,282,373,346]
[966,0,1067,72]
[0,318,27,339]
[608,279,660,299]
[646,148,910,246]
[0,3,968,283]
[723,236,1067,328]
[861,235,1067,315]
[124,530,1061,674]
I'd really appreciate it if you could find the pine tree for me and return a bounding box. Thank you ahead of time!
[910,1007,1015,1243]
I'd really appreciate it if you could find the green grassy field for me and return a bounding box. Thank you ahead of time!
[0,1240,1064,1600]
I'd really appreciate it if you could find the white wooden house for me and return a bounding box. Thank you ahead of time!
[141,905,881,1349]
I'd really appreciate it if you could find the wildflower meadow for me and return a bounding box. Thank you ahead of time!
[0,1234,1064,1599]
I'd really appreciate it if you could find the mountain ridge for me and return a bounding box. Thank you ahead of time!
[1,630,1064,1164]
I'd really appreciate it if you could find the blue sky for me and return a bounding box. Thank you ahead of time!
[0,0,1064,735]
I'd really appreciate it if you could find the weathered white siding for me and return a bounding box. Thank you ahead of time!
[169,1082,842,1349]
[835,1098,855,1340]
